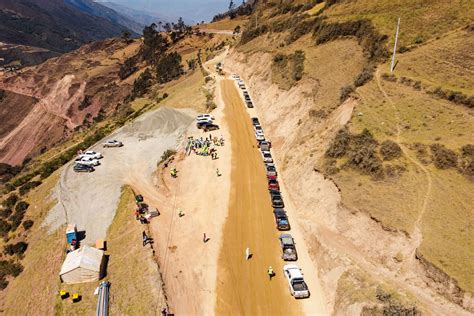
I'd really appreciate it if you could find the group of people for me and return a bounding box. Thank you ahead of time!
[186,135,224,159]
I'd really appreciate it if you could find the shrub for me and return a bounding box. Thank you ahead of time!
[19,181,42,196]
[326,128,351,158]
[130,69,152,99]
[292,50,305,81]
[0,219,12,236]
[430,144,458,169]
[119,56,138,79]
[380,140,402,161]
[339,85,354,102]
[461,144,474,158]
[15,201,29,213]
[459,144,474,178]
[156,52,183,84]
[0,259,24,278]
[314,19,388,63]
[354,66,374,87]
[0,208,12,219]
[4,242,28,256]
[347,145,383,178]
[2,194,18,209]
[160,149,177,164]
[22,220,34,230]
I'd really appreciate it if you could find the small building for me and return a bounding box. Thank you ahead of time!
[60,246,104,284]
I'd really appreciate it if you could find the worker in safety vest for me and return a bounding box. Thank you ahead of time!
[267,266,274,280]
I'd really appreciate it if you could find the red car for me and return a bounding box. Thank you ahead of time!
[267,174,277,181]
[268,179,280,191]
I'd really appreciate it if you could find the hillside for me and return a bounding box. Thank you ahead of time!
[0,0,133,54]
[219,0,473,313]
[65,0,143,34]
[99,1,169,27]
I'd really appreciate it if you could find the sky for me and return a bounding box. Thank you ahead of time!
[103,0,231,24]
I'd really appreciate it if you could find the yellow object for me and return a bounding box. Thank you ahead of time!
[59,290,68,299]
[72,293,80,302]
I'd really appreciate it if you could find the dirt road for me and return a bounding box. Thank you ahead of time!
[215,79,327,315]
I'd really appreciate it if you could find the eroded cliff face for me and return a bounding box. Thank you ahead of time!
[0,39,138,165]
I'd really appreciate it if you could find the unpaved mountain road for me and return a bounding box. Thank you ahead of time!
[213,72,328,313]
[45,107,195,244]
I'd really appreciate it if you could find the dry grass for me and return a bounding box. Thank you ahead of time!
[324,0,473,47]
[305,2,325,15]
[395,29,474,94]
[200,17,248,31]
[334,44,474,292]
[55,186,166,314]
[106,186,166,314]
[1,172,65,315]
[158,70,207,112]
[418,169,474,292]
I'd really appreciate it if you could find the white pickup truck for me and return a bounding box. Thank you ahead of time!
[283,264,310,298]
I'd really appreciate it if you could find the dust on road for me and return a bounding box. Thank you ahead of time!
[215,79,302,315]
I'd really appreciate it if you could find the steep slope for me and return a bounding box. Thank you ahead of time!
[0,38,140,165]
[0,0,132,53]
[99,1,169,27]
[222,0,473,313]
[65,0,143,34]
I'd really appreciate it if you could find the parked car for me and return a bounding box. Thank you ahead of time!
[202,123,219,132]
[251,117,260,125]
[283,264,310,298]
[256,131,265,141]
[196,117,213,125]
[269,189,281,198]
[103,140,123,148]
[73,164,95,173]
[279,234,298,261]
[268,179,280,191]
[272,195,285,208]
[274,208,290,230]
[246,100,254,108]
[266,164,277,177]
[255,125,263,133]
[262,151,273,163]
[232,74,240,79]
[196,120,213,129]
[75,157,100,166]
[196,114,215,121]
[259,141,272,151]
[80,151,102,159]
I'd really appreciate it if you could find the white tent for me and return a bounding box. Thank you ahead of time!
[60,246,104,284]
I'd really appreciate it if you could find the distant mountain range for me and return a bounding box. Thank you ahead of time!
[0,0,135,54]
[98,1,169,28]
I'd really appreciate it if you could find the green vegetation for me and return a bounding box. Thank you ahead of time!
[0,260,23,290]
[271,50,306,90]
[156,52,183,83]
[119,56,138,80]
[160,149,177,164]
[130,69,152,100]
[380,140,402,161]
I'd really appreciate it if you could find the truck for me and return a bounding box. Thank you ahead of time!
[279,234,298,261]
[283,264,310,298]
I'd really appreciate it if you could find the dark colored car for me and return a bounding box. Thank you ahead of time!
[251,117,260,125]
[73,164,94,173]
[202,123,219,132]
[246,100,254,108]
[274,208,290,230]
[268,179,280,191]
[272,195,285,208]
[266,164,277,177]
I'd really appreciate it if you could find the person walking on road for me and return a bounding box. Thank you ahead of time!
[216,168,221,177]
[245,247,251,260]
[267,266,274,280]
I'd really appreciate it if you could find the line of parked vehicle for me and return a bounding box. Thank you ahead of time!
[233,73,310,299]
[73,140,123,173]
[195,114,219,131]
[232,74,254,108]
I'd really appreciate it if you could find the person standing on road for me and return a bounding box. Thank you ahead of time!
[245,247,251,260]
[203,233,207,243]
[142,231,148,246]
[267,266,274,280]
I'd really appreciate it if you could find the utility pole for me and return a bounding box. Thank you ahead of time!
[390,17,400,73]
